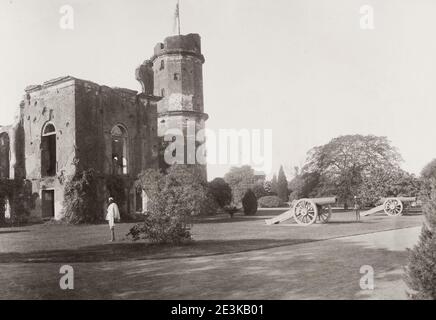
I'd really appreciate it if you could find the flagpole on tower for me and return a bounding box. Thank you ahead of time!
[175,0,181,35]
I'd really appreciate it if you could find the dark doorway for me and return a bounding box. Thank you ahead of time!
[135,188,143,213]
[41,190,55,219]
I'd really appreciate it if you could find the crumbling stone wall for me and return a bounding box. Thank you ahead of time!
[19,77,77,220]
[6,76,160,221]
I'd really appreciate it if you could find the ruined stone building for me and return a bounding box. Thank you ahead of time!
[0,33,208,221]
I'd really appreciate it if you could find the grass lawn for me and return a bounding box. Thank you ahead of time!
[0,209,424,299]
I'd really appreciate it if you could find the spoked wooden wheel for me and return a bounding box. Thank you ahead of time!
[293,199,318,225]
[383,198,403,216]
[317,205,331,223]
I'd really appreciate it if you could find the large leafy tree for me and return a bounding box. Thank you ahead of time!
[303,135,403,206]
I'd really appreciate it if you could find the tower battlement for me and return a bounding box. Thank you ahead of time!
[152,33,204,63]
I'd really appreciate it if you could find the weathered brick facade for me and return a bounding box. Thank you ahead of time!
[0,33,207,221]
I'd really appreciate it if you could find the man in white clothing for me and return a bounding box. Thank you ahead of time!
[106,197,120,242]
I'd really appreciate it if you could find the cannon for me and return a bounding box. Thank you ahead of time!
[361,197,416,217]
[265,197,337,226]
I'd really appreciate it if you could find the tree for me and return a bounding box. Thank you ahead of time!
[303,135,403,207]
[271,174,278,195]
[224,166,256,206]
[128,165,208,243]
[242,189,258,215]
[277,165,289,202]
[208,178,232,208]
[288,171,321,201]
[405,159,436,299]
[357,168,421,207]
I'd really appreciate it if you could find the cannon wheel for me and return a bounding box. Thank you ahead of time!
[317,205,332,223]
[383,198,403,216]
[293,199,318,225]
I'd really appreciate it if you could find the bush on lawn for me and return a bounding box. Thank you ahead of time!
[258,195,286,208]
[404,161,436,299]
[200,191,219,216]
[242,189,258,216]
[128,165,207,244]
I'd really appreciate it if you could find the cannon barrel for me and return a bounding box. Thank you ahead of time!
[303,197,337,206]
[379,197,416,204]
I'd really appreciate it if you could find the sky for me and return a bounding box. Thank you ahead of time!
[1,0,436,180]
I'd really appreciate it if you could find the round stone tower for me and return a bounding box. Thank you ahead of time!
[150,33,208,177]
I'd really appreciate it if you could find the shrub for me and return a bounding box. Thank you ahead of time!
[128,165,207,244]
[242,189,258,216]
[208,178,232,208]
[63,169,101,224]
[258,195,286,208]
[200,192,219,216]
[405,226,436,299]
[405,162,436,299]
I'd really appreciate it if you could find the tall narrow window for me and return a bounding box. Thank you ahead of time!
[111,125,128,175]
[161,88,165,97]
[160,60,165,70]
[0,133,10,179]
[41,123,56,177]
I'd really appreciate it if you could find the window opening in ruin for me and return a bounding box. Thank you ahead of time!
[111,125,128,175]
[41,123,56,177]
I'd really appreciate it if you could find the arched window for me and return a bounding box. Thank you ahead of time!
[111,125,128,175]
[41,122,56,177]
[0,133,10,179]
